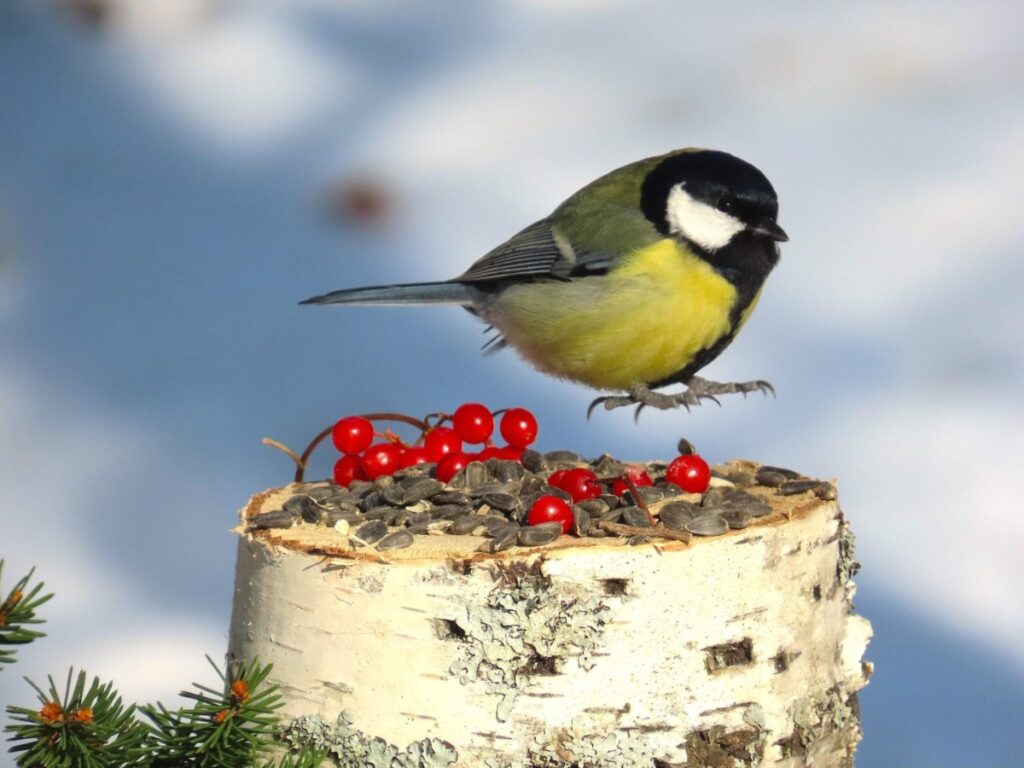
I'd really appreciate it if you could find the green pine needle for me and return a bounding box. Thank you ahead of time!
[0,561,55,670]
[141,656,285,767]
[4,668,148,767]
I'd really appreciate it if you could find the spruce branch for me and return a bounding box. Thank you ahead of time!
[4,668,148,767]
[0,561,54,669]
[141,656,283,767]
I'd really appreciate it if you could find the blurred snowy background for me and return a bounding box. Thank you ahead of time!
[2,0,1023,764]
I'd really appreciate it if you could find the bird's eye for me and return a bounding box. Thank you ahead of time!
[716,198,735,213]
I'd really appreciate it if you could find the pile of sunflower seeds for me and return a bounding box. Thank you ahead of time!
[246,450,835,554]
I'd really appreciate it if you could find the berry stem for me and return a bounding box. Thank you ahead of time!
[622,474,656,527]
[296,413,430,483]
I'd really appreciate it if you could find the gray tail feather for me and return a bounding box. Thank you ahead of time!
[300,281,477,307]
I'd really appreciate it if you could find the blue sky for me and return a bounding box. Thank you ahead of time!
[2,2,1023,765]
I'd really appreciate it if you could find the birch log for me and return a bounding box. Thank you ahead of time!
[229,480,872,767]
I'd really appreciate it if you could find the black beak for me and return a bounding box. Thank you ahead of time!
[751,220,789,242]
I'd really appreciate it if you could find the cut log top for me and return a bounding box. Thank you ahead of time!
[237,459,836,564]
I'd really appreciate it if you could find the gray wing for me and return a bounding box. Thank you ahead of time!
[455,220,615,284]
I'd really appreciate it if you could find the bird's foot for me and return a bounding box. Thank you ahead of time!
[587,376,775,420]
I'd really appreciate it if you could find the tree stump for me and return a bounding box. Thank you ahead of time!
[229,469,872,767]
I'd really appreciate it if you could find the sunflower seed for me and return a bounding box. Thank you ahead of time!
[428,505,471,524]
[374,475,396,491]
[540,486,573,504]
[624,486,665,506]
[451,514,486,535]
[659,502,699,530]
[599,493,621,508]
[724,470,757,487]
[519,523,562,546]
[407,521,431,535]
[362,505,394,521]
[325,510,364,526]
[686,514,729,536]
[658,482,683,497]
[677,438,697,455]
[587,528,609,538]
[283,494,310,514]
[591,454,624,477]
[544,450,582,464]
[468,482,518,497]
[814,483,838,501]
[482,516,515,536]
[721,509,752,529]
[460,462,491,488]
[573,506,592,535]
[597,508,623,524]
[246,510,295,531]
[358,491,382,512]
[621,506,651,527]
[483,492,519,512]
[427,520,453,535]
[402,478,444,503]
[756,466,800,487]
[577,499,609,517]
[355,520,388,544]
[520,449,546,473]
[377,531,414,551]
[307,486,338,503]
[487,459,525,482]
[432,491,471,506]
[702,488,729,507]
[382,484,406,505]
[487,527,519,552]
[778,480,824,496]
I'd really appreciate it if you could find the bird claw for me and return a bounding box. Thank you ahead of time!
[586,377,775,418]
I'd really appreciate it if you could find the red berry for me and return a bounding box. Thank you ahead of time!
[361,442,402,479]
[665,454,711,493]
[612,465,653,496]
[333,454,365,486]
[560,467,602,503]
[424,427,463,462]
[499,408,538,448]
[494,445,524,462]
[398,445,429,468]
[527,495,574,535]
[547,468,572,490]
[452,403,494,444]
[436,452,469,483]
[331,416,374,455]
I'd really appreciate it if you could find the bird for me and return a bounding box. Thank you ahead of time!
[302,148,787,417]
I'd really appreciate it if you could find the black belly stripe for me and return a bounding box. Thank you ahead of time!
[646,235,779,388]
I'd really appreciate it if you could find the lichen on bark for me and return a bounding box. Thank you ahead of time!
[281,713,458,768]
[446,561,609,722]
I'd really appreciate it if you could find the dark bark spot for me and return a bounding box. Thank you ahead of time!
[703,638,754,672]
[601,578,630,596]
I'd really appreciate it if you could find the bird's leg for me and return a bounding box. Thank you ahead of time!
[587,376,774,418]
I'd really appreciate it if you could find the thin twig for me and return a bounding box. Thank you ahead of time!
[622,475,656,527]
[598,520,692,543]
[294,412,431,483]
[262,437,303,475]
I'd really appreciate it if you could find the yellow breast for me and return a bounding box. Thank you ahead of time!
[491,239,739,390]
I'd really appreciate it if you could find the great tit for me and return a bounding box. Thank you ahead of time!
[302,148,787,415]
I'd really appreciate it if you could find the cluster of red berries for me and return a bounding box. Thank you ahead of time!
[321,402,712,540]
[330,403,539,486]
[525,453,711,534]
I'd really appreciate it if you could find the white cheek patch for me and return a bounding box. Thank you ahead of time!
[665,184,745,251]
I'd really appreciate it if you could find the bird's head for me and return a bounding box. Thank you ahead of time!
[640,149,788,254]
